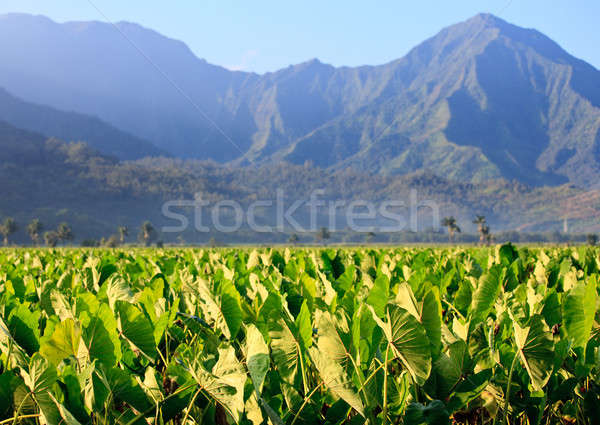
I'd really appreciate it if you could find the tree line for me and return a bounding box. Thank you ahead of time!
[0,218,74,247]
[0,218,162,247]
[1,215,599,247]
[441,215,599,246]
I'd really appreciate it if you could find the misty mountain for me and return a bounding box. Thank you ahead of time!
[0,13,599,187]
[0,13,253,160]
[0,87,165,159]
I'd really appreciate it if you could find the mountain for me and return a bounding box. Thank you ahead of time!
[0,13,254,160]
[0,13,599,187]
[278,14,600,187]
[1,120,599,242]
[0,87,166,159]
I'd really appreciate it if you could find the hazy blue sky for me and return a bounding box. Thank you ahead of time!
[0,1,598,73]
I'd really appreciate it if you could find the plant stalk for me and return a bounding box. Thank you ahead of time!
[502,352,519,425]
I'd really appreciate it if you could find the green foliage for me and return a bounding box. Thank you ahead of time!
[1,118,599,244]
[0,244,598,424]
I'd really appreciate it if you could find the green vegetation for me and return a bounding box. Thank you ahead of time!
[0,245,599,424]
[1,120,600,244]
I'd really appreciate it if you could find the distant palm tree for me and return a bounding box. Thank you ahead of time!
[366,231,376,244]
[105,235,119,248]
[0,218,17,246]
[473,215,487,245]
[288,233,299,245]
[140,221,156,246]
[315,227,331,245]
[44,231,59,248]
[27,219,43,245]
[441,217,461,242]
[57,222,74,245]
[118,226,129,244]
[481,224,492,246]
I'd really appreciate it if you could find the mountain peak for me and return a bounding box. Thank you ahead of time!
[445,12,515,36]
[296,58,326,67]
[469,13,508,26]
[432,12,573,67]
[285,57,334,74]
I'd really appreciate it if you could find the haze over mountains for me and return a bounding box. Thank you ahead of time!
[0,88,166,159]
[1,13,599,188]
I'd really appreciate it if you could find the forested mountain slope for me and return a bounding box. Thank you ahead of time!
[1,13,599,186]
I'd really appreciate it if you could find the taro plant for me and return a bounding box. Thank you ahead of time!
[0,244,598,424]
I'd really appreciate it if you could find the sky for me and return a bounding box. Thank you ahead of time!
[0,0,598,73]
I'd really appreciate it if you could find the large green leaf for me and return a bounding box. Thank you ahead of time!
[370,304,432,386]
[366,274,390,317]
[563,277,597,354]
[470,266,503,330]
[59,365,89,422]
[80,303,121,366]
[269,316,302,386]
[396,283,442,357]
[93,366,153,414]
[514,315,554,391]
[404,400,450,425]
[50,290,75,321]
[117,302,156,360]
[425,341,466,400]
[295,301,313,349]
[0,316,30,368]
[21,354,81,425]
[194,278,242,340]
[40,319,84,366]
[421,289,443,358]
[8,303,41,355]
[178,345,246,422]
[104,274,136,310]
[246,324,269,393]
[310,311,364,416]
[21,353,57,396]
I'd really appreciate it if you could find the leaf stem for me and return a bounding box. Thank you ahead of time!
[0,414,40,425]
[290,382,324,425]
[11,391,31,425]
[502,352,519,425]
[442,299,466,321]
[382,345,390,423]
[182,387,202,425]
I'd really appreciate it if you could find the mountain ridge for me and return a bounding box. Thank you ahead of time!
[0,87,166,159]
[0,13,599,187]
